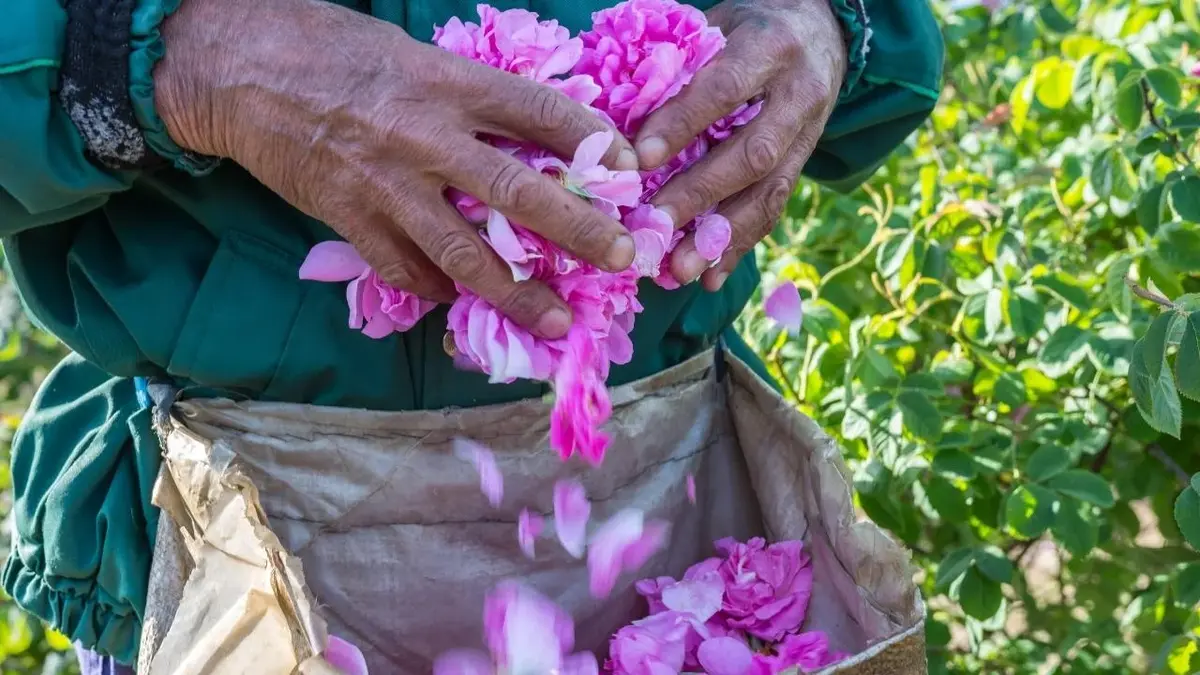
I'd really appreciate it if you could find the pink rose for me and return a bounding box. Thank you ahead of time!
[714,538,813,642]
[607,611,692,675]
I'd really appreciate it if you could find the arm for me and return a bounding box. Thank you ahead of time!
[805,0,945,192]
[0,0,213,237]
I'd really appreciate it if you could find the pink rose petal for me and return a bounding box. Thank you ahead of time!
[300,241,368,282]
[660,573,724,623]
[432,650,493,675]
[588,509,670,599]
[454,438,503,508]
[764,282,804,334]
[553,479,591,558]
[325,635,369,675]
[697,636,755,675]
[686,473,696,505]
[694,213,732,261]
[518,509,544,559]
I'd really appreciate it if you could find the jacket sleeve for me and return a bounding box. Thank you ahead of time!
[0,0,215,238]
[807,0,944,193]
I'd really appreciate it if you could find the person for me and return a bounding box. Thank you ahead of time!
[0,0,942,672]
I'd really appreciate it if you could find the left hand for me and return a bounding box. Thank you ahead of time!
[635,0,848,291]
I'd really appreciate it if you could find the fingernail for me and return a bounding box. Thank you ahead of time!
[536,307,572,339]
[616,148,639,171]
[637,136,669,169]
[711,271,729,290]
[606,234,636,271]
[679,250,709,283]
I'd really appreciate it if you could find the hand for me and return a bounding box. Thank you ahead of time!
[635,0,847,291]
[155,0,639,339]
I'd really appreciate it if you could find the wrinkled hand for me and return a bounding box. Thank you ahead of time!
[636,0,847,291]
[156,0,639,339]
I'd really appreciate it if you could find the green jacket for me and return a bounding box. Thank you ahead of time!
[0,0,943,663]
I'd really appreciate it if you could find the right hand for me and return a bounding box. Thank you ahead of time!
[154,0,639,339]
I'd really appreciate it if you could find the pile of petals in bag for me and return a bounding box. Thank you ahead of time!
[304,1,824,673]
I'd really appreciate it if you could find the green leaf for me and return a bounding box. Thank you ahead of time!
[1114,77,1145,131]
[1185,0,1200,33]
[1046,470,1115,508]
[1177,311,1200,402]
[1129,343,1184,438]
[1141,311,1178,379]
[926,475,969,521]
[957,567,1003,620]
[1145,68,1183,108]
[935,548,976,591]
[933,449,979,480]
[1192,472,1200,495]
[1172,176,1200,223]
[1039,324,1091,377]
[984,288,1004,339]
[974,548,1014,584]
[1176,486,1200,550]
[1010,75,1035,134]
[897,390,942,442]
[1136,183,1167,235]
[876,230,915,278]
[1035,272,1091,310]
[1026,444,1072,482]
[1006,484,1057,539]
[993,372,1028,407]
[1035,60,1075,109]
[1175,563,1200,607]
[1006,286,1044,339]
[1052,499,1100,556]
[1105,256,1133,320]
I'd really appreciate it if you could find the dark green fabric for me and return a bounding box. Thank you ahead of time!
[0,0,943,663]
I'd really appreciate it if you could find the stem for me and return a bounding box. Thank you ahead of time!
[1124,278,1176,309]
[1148,444,1191,487]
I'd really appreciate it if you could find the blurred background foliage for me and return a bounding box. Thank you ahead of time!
[1,0,1199,673]
[743,0,1200,672]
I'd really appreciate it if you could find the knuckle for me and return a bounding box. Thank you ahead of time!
[375,259,417,287]
[488,163,539,211]
[525,86,570,132]
[680,179,720,215]
[742,131,785,178]
[562,211,613,257]
[498,283,545,322]
[762,174,795,218]
[712,66,753,103]
[434,230,490,282]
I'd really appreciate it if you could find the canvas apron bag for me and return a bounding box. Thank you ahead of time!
[134,347,926,674]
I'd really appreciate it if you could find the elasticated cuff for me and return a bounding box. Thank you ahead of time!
[828,0,871,101]
[2,548,141,666]
[129,0,219,175]
[57,0,217,174]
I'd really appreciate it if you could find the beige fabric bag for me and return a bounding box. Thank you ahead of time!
[135,348,926,674]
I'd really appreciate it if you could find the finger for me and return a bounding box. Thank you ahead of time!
[650,90,802,228]
[697,133,818,291]
[397,195,574,339]
[468,67,638,171]
[449,143,635,272]
[332,212,458,303]
[634,37,771,169]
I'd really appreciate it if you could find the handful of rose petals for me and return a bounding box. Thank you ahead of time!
[299,0,786,467]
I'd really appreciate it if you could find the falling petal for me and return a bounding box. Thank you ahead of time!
[694,213,732,261]
[432,649,493,675]
[454,438,503,508]
[300,241,369,282]
[697,636,755,675]
[764,282,803,334]
[686,474,696,505]
[518,509,544,559]
[325,635,370,675]
[554,479,591,558]
[587,509,669,599]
